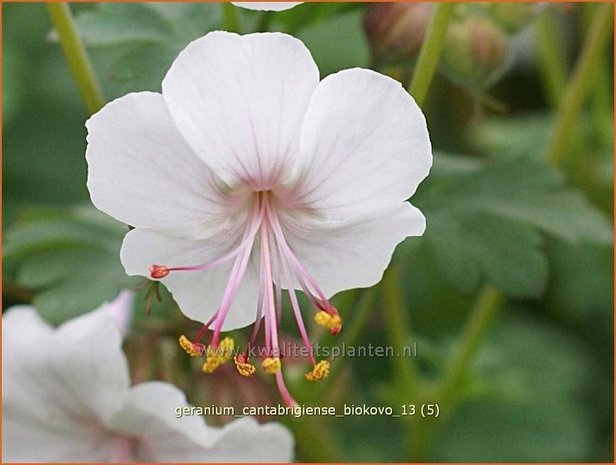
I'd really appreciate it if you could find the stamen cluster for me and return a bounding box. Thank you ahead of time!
[163,192,340,405]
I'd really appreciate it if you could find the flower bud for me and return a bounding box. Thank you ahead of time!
[364,3,434,64]
[441,17,509,91]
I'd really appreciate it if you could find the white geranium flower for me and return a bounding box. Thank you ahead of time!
[2,297,294,462]
[86,31,432,405]
[232,2,302,11]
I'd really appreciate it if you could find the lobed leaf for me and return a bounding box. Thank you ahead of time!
[3,206,140,325]
[433,311,596,461]
[418,155,612,297]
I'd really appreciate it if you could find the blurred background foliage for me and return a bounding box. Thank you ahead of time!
[3,2,614,462]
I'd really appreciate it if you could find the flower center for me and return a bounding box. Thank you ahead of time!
[149,191,341,406]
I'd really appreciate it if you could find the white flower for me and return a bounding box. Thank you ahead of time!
[86,31,431,405]
[232,2,302,11]
[2,297,294,462]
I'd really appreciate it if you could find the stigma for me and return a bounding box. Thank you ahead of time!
[149,265,170,279]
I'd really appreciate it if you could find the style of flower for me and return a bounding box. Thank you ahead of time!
[86,31,432,406]
[232,2,302,11]
[2,297,294,462]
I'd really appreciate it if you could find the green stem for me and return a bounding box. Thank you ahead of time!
[535,8,568,108]
[433,286,503,405]
[256,11,273,32]
[222,2,240,33]
[381,264,418,400]
[408,2,455,106]
[535,7,585,170]
[46,2,105,114]
[581,3,613,141]
[409,286,503,461]
[543,2,614,166]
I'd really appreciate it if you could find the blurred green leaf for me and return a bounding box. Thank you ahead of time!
[3,4,89,227]
[75,3,220,48]
[274,2,360,34]
[545,239,613,324]
[428,214,548,297]
[419,156,612,297]
[69,4,169,47]
[470,113,552,159]
[4,206,139,324]
[3,44,26,126]
[71,2,221,97]
[298,9,370,76]
[433,311,596,461]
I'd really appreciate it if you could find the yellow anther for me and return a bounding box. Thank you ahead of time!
[262,357,281,374]
[314,311,343,333]
[202,358,220,374]
[234,355,257,377]
[179,335,205,357]
[217,337,235,363]
[201,337,235,374]
[305,360,330,381]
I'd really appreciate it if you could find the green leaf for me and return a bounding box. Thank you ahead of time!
[274,2,361,34]
[71,4,170,47]
[428,213,548,297]
[432,311,597,461]
[3,206,140,325]
[419,156,612,297]
[75,3,220,48]
[71,3,221,97]
[469,113,552,160]
[298,10,370,77]
[544,239,613,327]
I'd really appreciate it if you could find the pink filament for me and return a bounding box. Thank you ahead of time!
[156,191,337,404]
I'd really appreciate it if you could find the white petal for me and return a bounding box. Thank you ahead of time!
[2,307,124,462]
[111,382,294,462]
[282,203,425,296]
[3,414,114,463]
[105,290,134,337]
[198,417,294,462]
[86,91,233,233]
[162,31,319,188]
[51,305,131,422]
[232,2,302,11]
[110,382,214,461]
[291,68,432,219]
[121,229,259,329]
[2,305,52,343]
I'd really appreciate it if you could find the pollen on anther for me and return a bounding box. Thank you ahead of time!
[202,337,235,374]
[314,311,343,335]
[150,264,170,279]
[179,335,205,357]
[262,357,281,374]
[234,354,256,377]
[305,360,330,381]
